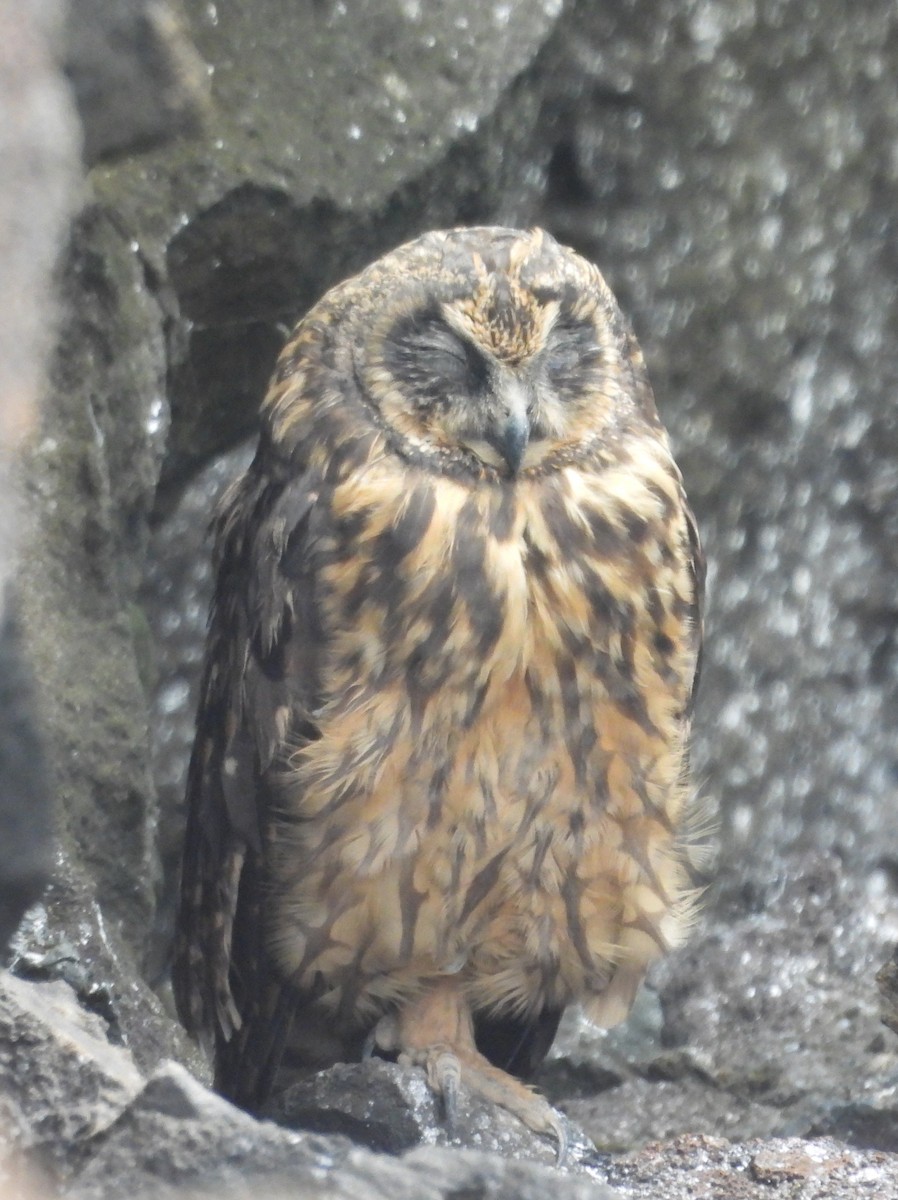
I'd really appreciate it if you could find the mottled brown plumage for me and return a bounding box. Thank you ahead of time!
[173,226,704,1155]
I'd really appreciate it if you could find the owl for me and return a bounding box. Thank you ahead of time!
[173,226,704,1161]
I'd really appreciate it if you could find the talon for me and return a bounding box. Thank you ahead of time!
[519,1090,569,1165]
[361,1028,377,1060]
[549,1111,569,1168]
[437,1052,460,1128]
[385,981,568,1155]
[422,1046,462,1128]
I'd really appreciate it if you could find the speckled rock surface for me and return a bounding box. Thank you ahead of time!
[20,205,167,948]
[605,1134,898,1200]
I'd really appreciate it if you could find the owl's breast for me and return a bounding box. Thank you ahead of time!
[317,446,695,719]
[268,446,697,1008]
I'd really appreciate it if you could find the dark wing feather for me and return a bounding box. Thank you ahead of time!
[172,446,322,1108]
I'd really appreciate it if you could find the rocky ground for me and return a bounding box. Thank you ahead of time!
[3,0,898,1197]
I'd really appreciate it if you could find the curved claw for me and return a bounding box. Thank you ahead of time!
[427,1047,461,1130]
[548,1109,569,1168]
[441,1061,459,1130]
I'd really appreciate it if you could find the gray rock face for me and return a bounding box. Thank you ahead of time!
[180,0,563,212]
[9,859,206,1082]
[64,0,209,164]
[0,0,79,954]
[0,607,52,953]
[5,0,898,1197]
[0,970,142,1188]
[21,205,166,948]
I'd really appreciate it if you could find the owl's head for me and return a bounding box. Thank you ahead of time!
[267,227,658,479]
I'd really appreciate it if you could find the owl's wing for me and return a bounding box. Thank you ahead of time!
[172,448,323,1106]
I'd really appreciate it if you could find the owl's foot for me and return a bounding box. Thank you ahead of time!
[413,1040,569,1166]
[372,978,567,1166]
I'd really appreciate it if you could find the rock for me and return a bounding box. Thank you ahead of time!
[809,1094,898,1155]
[604,1134,898,1200]
[0,0,79,950]
[64,1061,352,1199]
[65,1061,620,1200]
[401,1146,621,1199]
[558,1072,783,1155]
[877,947,898,1036]
[59,1067,898,1200]
[272,1059,443,1156]
[9,861,205,1082]
[271,1058,597,1168]
[0,969,142,1186]
[0,605,52,953]
[63,0,209,165]
[10,197,196,1053]
[18,204,168,953]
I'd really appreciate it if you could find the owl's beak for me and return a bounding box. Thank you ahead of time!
[488,378,530,475]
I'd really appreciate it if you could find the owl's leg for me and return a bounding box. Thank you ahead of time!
[372,977,567,1165]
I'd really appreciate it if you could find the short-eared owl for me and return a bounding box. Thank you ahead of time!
[173,226,704,1158]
